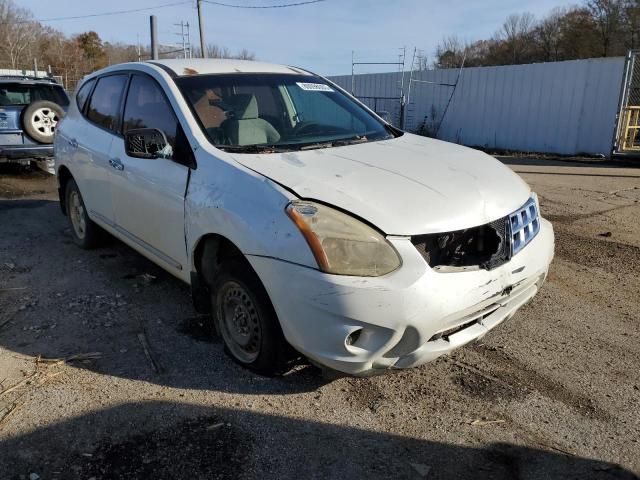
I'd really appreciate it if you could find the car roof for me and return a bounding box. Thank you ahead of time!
[146,58,311,77]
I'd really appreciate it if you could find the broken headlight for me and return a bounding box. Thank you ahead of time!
[286,200,401,276]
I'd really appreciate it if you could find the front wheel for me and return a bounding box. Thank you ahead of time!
[65,179,103,249]
[211,258,291,375]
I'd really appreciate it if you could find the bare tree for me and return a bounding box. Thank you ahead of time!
[0,0,38,69]
[500,12,536,64]
[587,0,624,55]
[192,43,256,60]
[435,36,465,68]
[622,0,640,48]
[535,8,568,61]
[235,48,255,61]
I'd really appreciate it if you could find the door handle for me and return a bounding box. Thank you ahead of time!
[69,138,78,148]
[109,157,124,171]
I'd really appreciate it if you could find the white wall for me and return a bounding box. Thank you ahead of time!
[330,57,625,157]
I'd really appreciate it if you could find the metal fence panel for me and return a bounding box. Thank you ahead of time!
[330,57,625,157]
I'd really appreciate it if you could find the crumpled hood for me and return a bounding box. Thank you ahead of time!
[232,133,531,235]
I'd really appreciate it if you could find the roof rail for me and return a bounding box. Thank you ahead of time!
[0,75,58,83]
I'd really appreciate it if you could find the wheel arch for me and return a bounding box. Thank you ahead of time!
[190,232,256,314]
[57,165,73,215]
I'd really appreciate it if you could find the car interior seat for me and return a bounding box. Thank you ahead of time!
[221,94,280,146]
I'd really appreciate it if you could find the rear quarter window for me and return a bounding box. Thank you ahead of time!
[86,74,129,133]
[75,79,96,112]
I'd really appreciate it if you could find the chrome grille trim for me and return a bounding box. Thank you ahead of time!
[510,196,540,255]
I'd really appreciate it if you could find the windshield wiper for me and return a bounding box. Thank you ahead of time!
[295,136,369,151]
[215,144,286,154]
[332,135,369,146]
[298,141,336,151]
[217,135,373,153]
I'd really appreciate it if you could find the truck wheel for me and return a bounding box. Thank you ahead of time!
[211,258,291,375]
[65,179,103,249]
[22,100,64,144]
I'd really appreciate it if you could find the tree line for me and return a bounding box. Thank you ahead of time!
[434,0,638,68]
[0,0,255,88]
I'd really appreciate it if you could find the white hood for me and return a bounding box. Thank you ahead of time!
[232,133,531,236]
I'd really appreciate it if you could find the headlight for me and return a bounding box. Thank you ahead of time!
[286,200,401,276]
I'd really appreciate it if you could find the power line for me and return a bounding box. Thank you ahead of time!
[203,0,325,8]
[7,1,192,24]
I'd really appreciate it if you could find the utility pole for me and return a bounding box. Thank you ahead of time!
[197,0,207,58]
[150,15,159,60]
[186,22,192,58]
[175,21,190,58]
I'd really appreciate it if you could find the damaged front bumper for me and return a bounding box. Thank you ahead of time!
[248,218,555,376]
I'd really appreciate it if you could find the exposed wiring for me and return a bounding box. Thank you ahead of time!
[203,0,325,8]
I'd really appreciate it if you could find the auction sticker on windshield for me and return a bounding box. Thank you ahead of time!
[296,82,334,92]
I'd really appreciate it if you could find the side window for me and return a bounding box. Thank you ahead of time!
[86,74,128,132]
[75,78,95,112]
[123,74,179,152]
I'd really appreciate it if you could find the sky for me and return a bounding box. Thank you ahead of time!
[20,0,580,75]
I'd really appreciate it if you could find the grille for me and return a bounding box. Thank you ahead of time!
[411,216,510,271]
[411,197,540,271]
[509,197,540,255]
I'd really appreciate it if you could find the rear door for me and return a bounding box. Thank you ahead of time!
[79,74,129,224]
[109,73,190,275]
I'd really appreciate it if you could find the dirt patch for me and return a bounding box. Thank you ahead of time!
[2,161,640,478]
[177,315,216,343]
[553,227,640,275]
[344,377,389,412]
[451,357,529,402]
[470,344,611,420]
[0,164,57,199]
[66,417,251,480]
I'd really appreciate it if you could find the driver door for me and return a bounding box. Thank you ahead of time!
[108,73,190,276]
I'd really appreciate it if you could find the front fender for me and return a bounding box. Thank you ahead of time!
[185,156,317,272]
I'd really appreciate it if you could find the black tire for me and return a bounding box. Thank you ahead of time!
[211,258,291,375]
[22,100,65,144]
[65,179,103,249]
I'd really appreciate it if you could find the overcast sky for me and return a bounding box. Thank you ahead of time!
[21,0,579,75]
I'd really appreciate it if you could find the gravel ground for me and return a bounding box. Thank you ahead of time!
[0,159,639,480]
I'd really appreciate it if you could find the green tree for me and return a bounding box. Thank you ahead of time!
[76,31,107,70]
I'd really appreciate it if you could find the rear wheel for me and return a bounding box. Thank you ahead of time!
[211,258,291,375]
[65,179,103,249]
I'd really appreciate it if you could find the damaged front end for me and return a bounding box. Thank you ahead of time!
[412,197,540,272]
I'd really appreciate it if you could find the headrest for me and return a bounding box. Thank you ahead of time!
[226,93,258,120]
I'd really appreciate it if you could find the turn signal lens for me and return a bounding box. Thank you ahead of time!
[286,200,401,277]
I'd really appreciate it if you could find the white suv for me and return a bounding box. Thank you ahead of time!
[55,59,554,376]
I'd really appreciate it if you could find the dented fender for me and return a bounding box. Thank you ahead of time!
[184,150,317,275]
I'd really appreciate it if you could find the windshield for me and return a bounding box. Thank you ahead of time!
[176,73,398,152]
[0,83,69,107]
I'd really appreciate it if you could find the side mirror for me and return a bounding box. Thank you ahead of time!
[125,128,172,159]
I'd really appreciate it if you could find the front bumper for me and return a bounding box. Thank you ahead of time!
[248,218,555,376]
